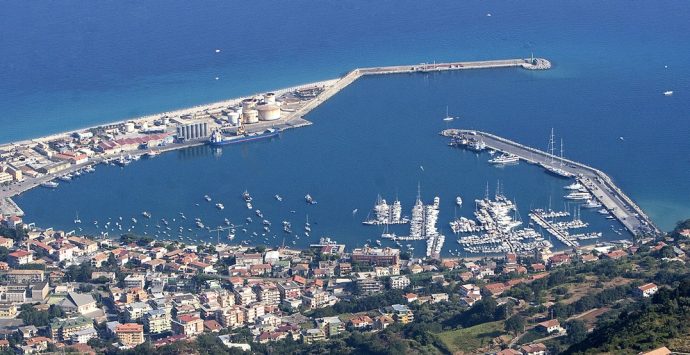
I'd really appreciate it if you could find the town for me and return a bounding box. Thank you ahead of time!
[0,212,687,354]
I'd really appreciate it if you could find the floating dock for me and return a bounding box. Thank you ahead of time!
[442,129,661,238]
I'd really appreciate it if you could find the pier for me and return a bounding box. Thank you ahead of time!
[442,129,661,238]
[0,57,550,218]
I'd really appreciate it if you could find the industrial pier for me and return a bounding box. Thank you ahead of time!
[441,129,661,238]
[0,57,549,217]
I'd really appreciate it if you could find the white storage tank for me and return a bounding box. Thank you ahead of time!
[124,122,135,133]
[162,117,170,125]
[257,104,281,121]
[264,92,276,104]
[243,109,259,124]
[228,111,240,125]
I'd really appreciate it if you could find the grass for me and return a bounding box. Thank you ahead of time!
[435,320,507,354]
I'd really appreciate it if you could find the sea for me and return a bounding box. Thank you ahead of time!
[3,0,690,255]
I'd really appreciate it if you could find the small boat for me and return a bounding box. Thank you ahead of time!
[246,217,253,223]
[274,194,283,202]
[204,195,212,202]
[598,208,610,215]
[243,190,253,202]
[145,151,159,158]
[40,181,59,189]
[142,211,152,218]
[58,175,72,182]
[256,210,264,218]
[131,218,138,224]
[443,106,456,122]
[664,90,673,96]
[456,196,463,206]
[489,153,519,165]
[305,194,317,205]
[74,212,81,224]
[215,203,224,210]
[246,202,253,210]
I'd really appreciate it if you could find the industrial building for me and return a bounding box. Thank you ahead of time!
[176,121,210,141]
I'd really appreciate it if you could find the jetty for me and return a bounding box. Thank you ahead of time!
[0,57,550,218]
[442,129,661,238]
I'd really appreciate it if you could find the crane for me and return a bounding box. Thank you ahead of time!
[208,225,234,245]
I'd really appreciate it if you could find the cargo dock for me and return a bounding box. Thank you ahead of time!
[441,129,661,238]
[0,57,550,217]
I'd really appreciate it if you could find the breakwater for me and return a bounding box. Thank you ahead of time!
[441,129,661,238]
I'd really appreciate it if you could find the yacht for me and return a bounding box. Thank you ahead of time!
[305,194,317,205]
[242,190,252,202]
[456,196,463,206]
[488,153,519,164]
[58,174,72,182]
[74,213,82,224]
[256,210,264,218]
[598,208,610,215]
[664,90,674,96]
[582,200,602,209]
[564,192,592,200]
[215,203,224,210]
[443,106,455,122]
[204,195,212,202]
[142,211,152,218]
[564,182,583,190]
[246,202,253,210]
[274,194,283,202]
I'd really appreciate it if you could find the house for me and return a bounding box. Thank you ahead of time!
[115,323,145,347]
[580,254,599,263]
[536,319,564,334]
[0,304,17,318]
[348,315,373,330]
[520,343,548,355]
[8,250,32,266]
[0,237,13,249]
[640,347,672,355]
[70,327,98,344]
[381,304,414,324]
[605,250,628,260]
[389,275,410,289]
[484,283,506,296]
[548,253,570,267]
[302,328,326,344]
[403,293,418,303]
[203,319,223,333]
[636,283,659,298]
[496,349,522,355]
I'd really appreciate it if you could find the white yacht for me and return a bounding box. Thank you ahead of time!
[274,194,283,202]
[582,200,602,209]
[204,195,212,202]
[664,90,673,96]
[489,153,519,164]
[564,192,592,200]
[456,196,463,206]
[564,182,583,190]
[215,203,224,210]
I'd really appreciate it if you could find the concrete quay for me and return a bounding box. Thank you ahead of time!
[441,129,661,238]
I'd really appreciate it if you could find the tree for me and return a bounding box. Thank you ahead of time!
[566,319,587,344]
[505,314,526,336]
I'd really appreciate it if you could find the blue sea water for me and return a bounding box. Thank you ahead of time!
[4,1,690,247]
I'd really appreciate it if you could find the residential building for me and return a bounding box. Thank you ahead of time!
[116,323,145,347]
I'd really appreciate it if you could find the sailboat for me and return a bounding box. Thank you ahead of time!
[541,129,574,179]
[443,106,456,122]
[74,212,82,224]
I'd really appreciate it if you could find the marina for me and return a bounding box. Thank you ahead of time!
[442,129,660,238]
